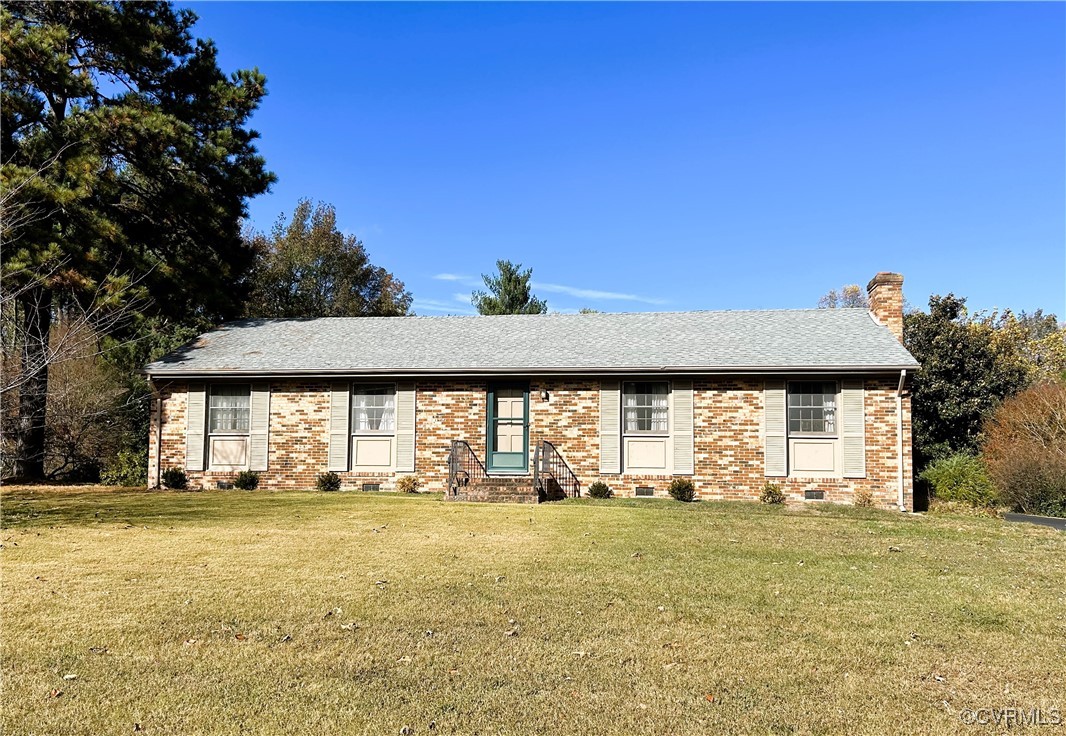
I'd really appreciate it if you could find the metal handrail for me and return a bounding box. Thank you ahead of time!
[448,440,487,496]
[533,440,581,500]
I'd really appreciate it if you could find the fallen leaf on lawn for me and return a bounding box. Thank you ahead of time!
[49,689,63,698]
[397,656,412,663]
[571,651,587,658]
[340,622,360,631]
[657,606,666,612]
[424,630,435,637]
[448,668,459,675]
[234,633,247,641]
[183,639,198,646]
[888,546,902,553]
[134,724,143,732]
[400,726,413,736]
[89,646,109,655]
[705,693,716,703]
[374,580,388,586]
[494,575,505,583]
[279,634,292,643]
[63,674,77,681]
[504,628,519,637]
[631,552,643,559]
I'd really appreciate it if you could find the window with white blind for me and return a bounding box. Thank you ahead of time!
[209,385,251,434]
[623,382,669,434]
[208,385,251,469]
[352,385,396,434]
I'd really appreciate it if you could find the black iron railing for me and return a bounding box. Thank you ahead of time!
[448,440,487,496]
[533,440,581,501]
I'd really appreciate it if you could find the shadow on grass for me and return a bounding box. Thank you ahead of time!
[0,488,442,530]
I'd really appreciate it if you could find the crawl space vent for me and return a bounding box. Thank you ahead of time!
[635,486,655,498]
[362,483,381,493]
[804,490,826,501]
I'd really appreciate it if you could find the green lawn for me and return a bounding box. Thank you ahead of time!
[2,488,1063,735]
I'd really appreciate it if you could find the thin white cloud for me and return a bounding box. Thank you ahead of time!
[532,282,668,305]
[433,273,482,288]
[411,298,475,315]
[453,292,473,303]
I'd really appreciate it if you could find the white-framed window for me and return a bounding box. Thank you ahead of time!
[352,385,396,434]
[787,381,838,436]
[623,382,669,434]
[208,384,251,469]
[209,385,251,434]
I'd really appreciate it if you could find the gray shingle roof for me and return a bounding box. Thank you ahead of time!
[144,309,918,377]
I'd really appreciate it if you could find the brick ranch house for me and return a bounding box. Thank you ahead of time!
[145,272,919,509]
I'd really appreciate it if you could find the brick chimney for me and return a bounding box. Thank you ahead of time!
[867,272,905,343]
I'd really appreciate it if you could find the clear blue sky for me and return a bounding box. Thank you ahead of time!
[188,2,1065,317]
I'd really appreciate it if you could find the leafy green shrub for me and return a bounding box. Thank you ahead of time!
[233,471,260,491]
[919,452,997,507]
[587,481,612,499]
[101,449,147,487]
[396,475,420,493]
[161,467,188,490]
[760,482,785,505]
[983,381,1066,516]
[668,478,695,502]
[316,471,341,492]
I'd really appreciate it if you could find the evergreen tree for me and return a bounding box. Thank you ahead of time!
[904,294,1029,470]
[1,1,274,478]
[471,260,547,315]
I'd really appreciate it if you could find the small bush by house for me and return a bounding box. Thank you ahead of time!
[854,489,875,508]
[316,471,341,492]
[587,481,612,499]
[233,471,260,491]
[668,478,695,502]
[161,467,188,490]
[101,449,147,487]
[760,482,785,505]
[395,475,420,493]
[919,452,997,507]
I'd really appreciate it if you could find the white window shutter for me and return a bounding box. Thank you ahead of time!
[327,382,350,472]
[841,379,866,478]
[764,380,787,477]
[395,383,416,473]
[248,383,270,472]
[671,380,694,475]
[599,380,621,474]
[185,383,206,472]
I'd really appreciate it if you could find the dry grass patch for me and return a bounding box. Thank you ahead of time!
[2,488,1064,735]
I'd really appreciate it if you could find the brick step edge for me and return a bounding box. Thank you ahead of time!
[447,493,538,504]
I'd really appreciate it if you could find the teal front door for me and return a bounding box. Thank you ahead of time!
[487,384,529,472]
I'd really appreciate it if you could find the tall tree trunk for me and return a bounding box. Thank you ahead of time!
[13,286,51,480]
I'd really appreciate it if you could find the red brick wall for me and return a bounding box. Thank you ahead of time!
[150,376,912,510]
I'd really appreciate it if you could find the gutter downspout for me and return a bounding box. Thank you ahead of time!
[151,379,163,489]
[897,369,907,512]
